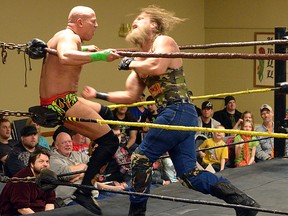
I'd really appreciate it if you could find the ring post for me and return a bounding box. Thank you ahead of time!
[274,27,286,157]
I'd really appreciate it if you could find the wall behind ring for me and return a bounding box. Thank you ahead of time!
[0,0,285,132]
[205,0,288,125]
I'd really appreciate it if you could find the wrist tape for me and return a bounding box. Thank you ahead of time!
[96,92,109,101]
[90,50,111,62]
[81,46,88,51]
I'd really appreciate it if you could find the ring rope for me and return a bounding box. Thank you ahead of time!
[45,47,288,60]
[1,171,287,214]
[118,137,271,166]
[197,137,270,152]
[0,110,283,138]
[1,175,286,215]
[95,40,288,52]
[117,51,288,60]
[179,39,288,50]
[107,87,277,109]
[48,181,288,215]
[63,117,288,139]
[52,137,271,169]
[1,137,270,180]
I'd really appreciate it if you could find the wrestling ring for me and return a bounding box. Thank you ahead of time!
[1,27,288,215]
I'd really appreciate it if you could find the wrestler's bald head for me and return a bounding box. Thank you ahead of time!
[68,6,95,23]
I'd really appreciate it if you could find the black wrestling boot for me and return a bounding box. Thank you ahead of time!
[72,190,102,215]
[128,201,147,216]
[211,181,260,216]
[73,130,119,215]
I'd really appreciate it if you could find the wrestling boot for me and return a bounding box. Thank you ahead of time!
[211,181,260,216]
[128,201,147,216]
[73,130,119,215]
[72,190,102,215]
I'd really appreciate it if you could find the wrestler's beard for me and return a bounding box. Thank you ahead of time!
[125,26,150,48]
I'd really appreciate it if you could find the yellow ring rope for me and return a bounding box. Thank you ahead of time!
[64,117,287,139]
[108,87,276,109]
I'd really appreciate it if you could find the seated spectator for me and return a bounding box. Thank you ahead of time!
[232,111,254,133]
[26,117,50,150]
[129,93,149,145]
[128,93,148,122]
[197,101,221,139]
[234,120,259,167]
[255,104,274,161]
[151,159,171,187]
[4,125,45,177]
[198,125,228,172]
[71,132,90,154]
[213,96,242,133]
[0,148,55,215]
[140,95,159,136]
[0,118,17,173]
[50,125,73,149]
[50,130,126,206]
[113,107,138,154]
[161,155,178,183]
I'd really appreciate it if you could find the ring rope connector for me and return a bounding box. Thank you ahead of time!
[276,82,288,93]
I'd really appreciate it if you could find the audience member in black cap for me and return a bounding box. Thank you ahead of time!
[213,96,242,133]
[197,101,221,139]
[4,125,46,177]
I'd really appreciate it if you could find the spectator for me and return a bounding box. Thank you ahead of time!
[197,101,221,139]
[4,125,45,177]
[0,148,55,216]
[0,118,17,172]
[151,159,171,187]
[234,120,259,167]
[140,95,159,135]
[72,132,90,154]
[26,117,50,150]
[232,111,254,131]
[128,93,148,122]
[255,104,274,161]
[51,125,73,149]
[128,93,148,145]
[113,107,138,153]
[50,131,89,206]
[198,125,228,172]
[213,96,242,132]
[161,155,178,183]
[50,131,126,206]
